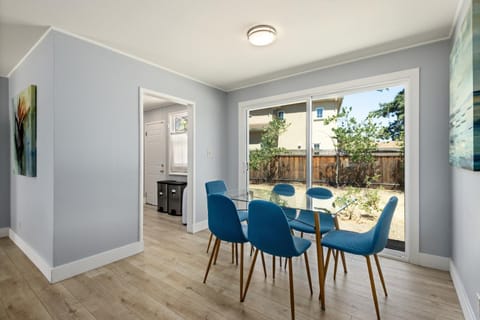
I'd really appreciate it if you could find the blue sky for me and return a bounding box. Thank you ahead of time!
[341,85,404,126]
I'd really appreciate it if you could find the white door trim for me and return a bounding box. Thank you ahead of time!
[139,87,197,237]
[237,68,420,264]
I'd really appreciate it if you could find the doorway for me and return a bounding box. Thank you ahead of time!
[139,87,196,238]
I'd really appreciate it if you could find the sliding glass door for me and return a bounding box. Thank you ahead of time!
[245,86,406,252]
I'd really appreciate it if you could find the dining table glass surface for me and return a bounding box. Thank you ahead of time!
[227,187,350,222]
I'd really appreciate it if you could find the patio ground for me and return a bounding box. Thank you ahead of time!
[249,182,405,241]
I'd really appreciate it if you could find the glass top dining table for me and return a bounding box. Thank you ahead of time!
[226,187,353,310]
[227,187,348,215]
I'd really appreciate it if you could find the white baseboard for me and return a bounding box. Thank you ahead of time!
[8,229,144,283]
[51,241,144,283]
[415,252,450,271]
[450,259,477,320]
[8,229,52,281]
[192,220,208,233]
[0,227,9,238]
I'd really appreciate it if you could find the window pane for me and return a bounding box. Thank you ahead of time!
[249,102,307,192]
[169,133,188,173]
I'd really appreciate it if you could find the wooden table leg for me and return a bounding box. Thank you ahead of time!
[314,211,326,310]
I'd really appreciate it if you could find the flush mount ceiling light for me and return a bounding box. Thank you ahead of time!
[247,25,277,46]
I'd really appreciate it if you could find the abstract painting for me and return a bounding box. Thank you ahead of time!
[12,85,37,177]
[450,0,480,171]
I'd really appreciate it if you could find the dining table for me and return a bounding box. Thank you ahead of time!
[227,187,353,310]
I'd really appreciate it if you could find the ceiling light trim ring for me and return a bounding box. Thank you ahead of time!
[247,24,277,46]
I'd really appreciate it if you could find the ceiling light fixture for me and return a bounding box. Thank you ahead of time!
[247,25,277,46]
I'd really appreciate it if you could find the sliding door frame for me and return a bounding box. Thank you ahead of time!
[238,69,419,263]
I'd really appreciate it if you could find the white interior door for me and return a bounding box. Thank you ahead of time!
[145,121,167,205]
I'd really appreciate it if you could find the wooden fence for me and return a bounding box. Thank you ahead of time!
[250,154,404,190]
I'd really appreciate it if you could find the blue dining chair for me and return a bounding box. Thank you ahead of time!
[242,200,313,320]
[203,194,249,300]
[321,196,398,320]
[205,180,268,274]
[270,183,296,277]
[205,180,248,256]
[289,187,347,278]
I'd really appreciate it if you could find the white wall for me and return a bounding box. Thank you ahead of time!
[450,1,480,318]
[227,40,452,258]
[51,30,227,266]
[144,103,188,183]
[0,77,10,229]
[7,28,227,272]
[8,32,55,265]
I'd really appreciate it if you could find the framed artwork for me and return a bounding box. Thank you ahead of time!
[12,85,37,177]
[449,1,480,171]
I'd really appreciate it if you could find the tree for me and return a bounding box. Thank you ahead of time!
[371,89,405,188]
[370,89,404,141]
[249,118,290,182]
[325,106,384,187]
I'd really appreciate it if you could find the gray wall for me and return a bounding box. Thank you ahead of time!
[52,31,227,266]
[452,168,480,318]
[226,40,452,257]
[0,77,10,229]
[9,33,55,265]
[450,2,480,317]
[144,104,188,183]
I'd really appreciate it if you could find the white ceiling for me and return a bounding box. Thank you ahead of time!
[0,0,461,91]
[143,94,176,112]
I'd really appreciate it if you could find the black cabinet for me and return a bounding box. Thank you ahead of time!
[157,180,187,216]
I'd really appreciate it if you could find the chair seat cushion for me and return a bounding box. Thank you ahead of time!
[237,209,248,222]
[282,207,297,220]
[292,236,311,256]
[289,211,335,234]
[321,229,374,255]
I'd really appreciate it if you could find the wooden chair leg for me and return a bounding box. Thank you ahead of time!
[213,240,221,265]
[288,257,296,320]
[206,233,213,253]
[304,252,313,295]
[272,256,276,279]
[324,248,332,276]
[232,243,235,264]
[203,238,220,283]
[260,251,267,278]
[334,215,348,274]
[241,248,259,302]
[284,255,287,269]
[374,254,388,296]
[250,244,254,256]
[340,251,348,274]
[236,243,239,266]
[300,232,304,238]
[333,249,339,281]
[366,255,381,320]
[239,243,244,301]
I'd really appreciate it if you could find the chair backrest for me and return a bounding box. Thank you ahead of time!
[248,200,301,257]
[371,196,398,254]
[205,180,227,195]
[272,183,295,196]
[306,187,333,199]
[207,194,247,243]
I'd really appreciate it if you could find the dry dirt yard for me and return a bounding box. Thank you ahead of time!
[250,182,405,241]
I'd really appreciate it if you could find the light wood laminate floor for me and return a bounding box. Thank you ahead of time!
[0,206,463,319]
